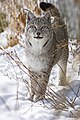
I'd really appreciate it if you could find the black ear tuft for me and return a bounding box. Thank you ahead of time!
[40,2,53,11]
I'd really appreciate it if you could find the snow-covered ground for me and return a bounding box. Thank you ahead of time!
[0,31,80,120]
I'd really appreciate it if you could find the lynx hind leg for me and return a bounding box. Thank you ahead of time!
[58,48,69,86]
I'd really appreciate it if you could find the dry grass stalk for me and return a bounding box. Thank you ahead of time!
[0,12,8,33]
[24,0,41,16]
[1,42,80,112]
[7,36,19,47]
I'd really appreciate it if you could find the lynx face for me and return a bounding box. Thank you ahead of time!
[25,12,53,53]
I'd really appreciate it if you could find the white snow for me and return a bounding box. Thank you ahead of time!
[0,31,80,120]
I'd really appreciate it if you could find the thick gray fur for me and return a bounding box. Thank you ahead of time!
[25,9,69,101]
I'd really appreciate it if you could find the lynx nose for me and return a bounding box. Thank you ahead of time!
[36,32,41,36]
[34,31,43,39]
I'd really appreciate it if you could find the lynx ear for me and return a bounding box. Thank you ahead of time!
[43,12,51,23]
[27,11,36,23]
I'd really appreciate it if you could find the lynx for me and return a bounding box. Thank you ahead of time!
[25,2,69,101]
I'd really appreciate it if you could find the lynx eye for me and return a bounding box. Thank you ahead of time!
[27,25,37,31]
[41,26,49,30]
[41,26,50,35]
[41,26,49,33]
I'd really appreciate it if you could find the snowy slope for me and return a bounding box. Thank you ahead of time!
[0,32,80,120]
